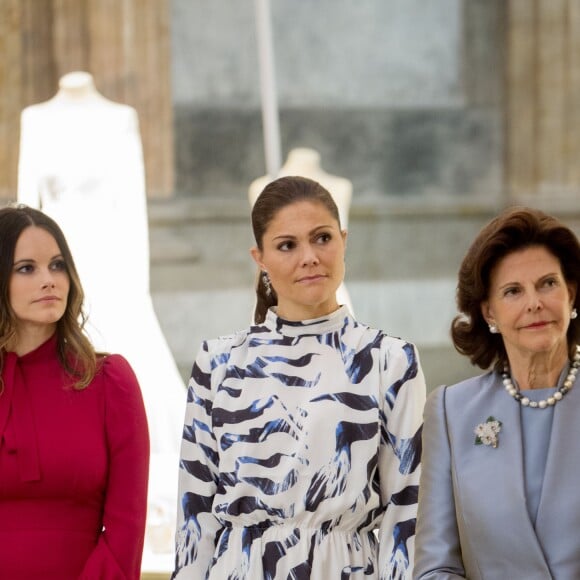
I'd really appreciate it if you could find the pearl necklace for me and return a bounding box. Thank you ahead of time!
[502,345,580,409]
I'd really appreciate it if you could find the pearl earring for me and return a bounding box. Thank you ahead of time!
[571,308,578,320]
[489,323,499,334]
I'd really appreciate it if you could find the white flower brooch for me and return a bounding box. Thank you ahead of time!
[474,416,502,448]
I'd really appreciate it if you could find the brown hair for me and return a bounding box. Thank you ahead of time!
[0,205,97,388]
[452,206,580,370]
[251,175,341,323]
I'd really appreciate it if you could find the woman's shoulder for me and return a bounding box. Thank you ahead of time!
[95,353,141,395]
[350,317,417,349]
[374,328,421,364]
[198,327,254,357]
[378,331,417,351]
[343,319,422,378]
[429,370,497,405]
[98,352,135,373]
[93,354,149,447]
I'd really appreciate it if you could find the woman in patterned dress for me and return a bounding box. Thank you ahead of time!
[173,176,426,579]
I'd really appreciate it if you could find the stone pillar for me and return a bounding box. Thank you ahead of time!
[0,0,54,199]
[0,0,173,199]
[506,0,580,198]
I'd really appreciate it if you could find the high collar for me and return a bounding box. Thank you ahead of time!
[5,333,58,364]
[262,305,353,337]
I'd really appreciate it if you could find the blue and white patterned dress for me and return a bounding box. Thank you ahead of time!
[173,306,426,579]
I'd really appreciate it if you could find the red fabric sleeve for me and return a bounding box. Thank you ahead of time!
[79,354,150,579]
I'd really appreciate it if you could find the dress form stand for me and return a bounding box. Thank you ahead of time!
[249,147,354,313]
[17,71,182,571]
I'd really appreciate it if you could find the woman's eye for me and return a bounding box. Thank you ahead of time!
[503,287,519,297]
[543,277,557,287]
[50,259,67,272]
[15,264,33,274]
[277,241,295,251]
[315,232,332,244]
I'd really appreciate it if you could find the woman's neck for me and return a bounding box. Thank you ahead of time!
[7,325,56,356]
[275,301,341,322]
[508,346,570,390]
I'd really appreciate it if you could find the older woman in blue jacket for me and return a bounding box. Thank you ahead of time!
[415,207,580,580]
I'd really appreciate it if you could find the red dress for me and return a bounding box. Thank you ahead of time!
[0,335,150,579]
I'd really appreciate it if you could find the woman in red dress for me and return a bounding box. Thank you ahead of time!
[0,205,150,579]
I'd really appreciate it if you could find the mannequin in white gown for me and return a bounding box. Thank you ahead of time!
[17,71,182,568]
[249,147,354,313]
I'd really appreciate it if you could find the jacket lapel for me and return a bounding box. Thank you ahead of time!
[448,372,551,577]
[534,370,580,575]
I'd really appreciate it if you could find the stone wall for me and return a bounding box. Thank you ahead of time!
[170,0,504,200]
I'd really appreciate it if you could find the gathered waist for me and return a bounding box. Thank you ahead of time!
[209,521,380,578]
[223,520,377,539]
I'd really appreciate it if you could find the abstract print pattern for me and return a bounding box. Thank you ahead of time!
[173,306,426,579]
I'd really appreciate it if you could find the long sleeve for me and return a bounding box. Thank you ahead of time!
[378,341,426,580]
[413,386,466,580]
[79,355,150,579]
[173,341,223,579]
[172,309,427,578]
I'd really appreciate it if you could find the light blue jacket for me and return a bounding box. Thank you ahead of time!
[414,371,580,579]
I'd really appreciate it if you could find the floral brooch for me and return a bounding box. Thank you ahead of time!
[474,416,502,448]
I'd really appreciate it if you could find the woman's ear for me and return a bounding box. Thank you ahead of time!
[250,246,264,270]
[480,300,493,325]
[568,281,577,308]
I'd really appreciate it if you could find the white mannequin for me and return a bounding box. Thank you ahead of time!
[17,71,182,569]
[249,147,354,312]
[18,72,150,298]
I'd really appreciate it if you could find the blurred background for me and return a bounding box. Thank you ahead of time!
[3,0,580,393]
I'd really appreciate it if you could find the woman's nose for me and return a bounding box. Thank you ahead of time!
[526,293,542,312]
[41,274,56,290]
[301,246,320,266]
